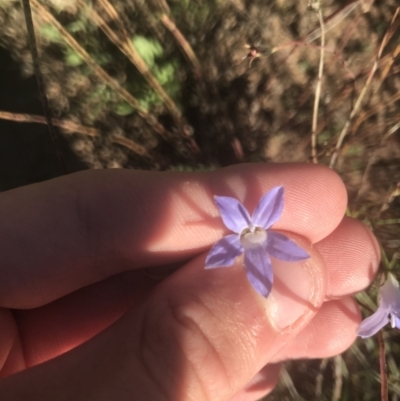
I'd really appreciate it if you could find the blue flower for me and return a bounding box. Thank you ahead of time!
[357,273,400,338]
[205,186,310,298]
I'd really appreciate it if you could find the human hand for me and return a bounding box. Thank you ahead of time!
[0,163,380,401]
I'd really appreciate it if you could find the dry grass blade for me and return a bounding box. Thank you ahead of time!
[329,7,400,168]
[332,355,343,401]
[94,0,183,122]
[0,110,149,156]
[352,91,400,135]
[30,0,171,143]
[280,367,306,401]
[311,1,325,164]
[0,110,97,136]
[153,0,170,14]
[357,121,400,199]
[160,14,202,78]
[376,44,400,91]
[111,136,150,157]
[315,358,329,397]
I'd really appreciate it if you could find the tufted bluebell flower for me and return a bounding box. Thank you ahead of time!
[357,273,400,338]
[205,186,310,298]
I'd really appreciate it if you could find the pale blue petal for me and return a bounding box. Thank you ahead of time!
[214,196,252,233]
[205,234,243,269]
[266,232,309,261]
[244,247,273,298]
[252,186,284,229]
[390,314,400,329]
[380,274,400,311]
[357,306,390,338]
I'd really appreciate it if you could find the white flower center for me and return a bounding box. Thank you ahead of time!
[240,226,267,249]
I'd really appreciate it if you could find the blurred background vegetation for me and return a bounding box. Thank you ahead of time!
[0,0,400,399]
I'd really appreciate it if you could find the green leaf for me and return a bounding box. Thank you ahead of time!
[64,48,83,66]
[92,53,113,66]
[113,102,134,116]
[67,20,87,33]
[39,23,63,43]
[155,63,175,85]
[131,36,163,67]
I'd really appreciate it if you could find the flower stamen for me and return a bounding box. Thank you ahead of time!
[240,226,267,249]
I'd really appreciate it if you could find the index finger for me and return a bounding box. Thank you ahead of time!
[0,163,347,308]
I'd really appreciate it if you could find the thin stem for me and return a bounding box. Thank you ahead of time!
[22,0,68,174]
[377,331,388,401]
[311,4,325,164]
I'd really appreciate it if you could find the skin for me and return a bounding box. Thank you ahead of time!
[0,163,380,401]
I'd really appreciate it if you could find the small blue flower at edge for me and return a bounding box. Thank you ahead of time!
[205,186,310,298]
[357,273,400,338]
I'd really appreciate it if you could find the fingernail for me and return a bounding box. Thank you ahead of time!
[265,245,323,331]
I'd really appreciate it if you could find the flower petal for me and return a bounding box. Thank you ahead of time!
[390,313,400,329]
[244,247,273,298]
[214,196,252,233]
[380,273,400,311]
[205,234,243,269]
[252,186,284,229]
[266,232,309,261]
[357,306,390,338]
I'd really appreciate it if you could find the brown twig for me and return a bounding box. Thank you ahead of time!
[311,1,325,164]
[329,7,400,168]
[30,0,171,143]
[377,331,389,401]
[159,14,202,78]
[0,110,148,156]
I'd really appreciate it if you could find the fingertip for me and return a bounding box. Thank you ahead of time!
[315,217,380,298]
[273,297,360,361]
